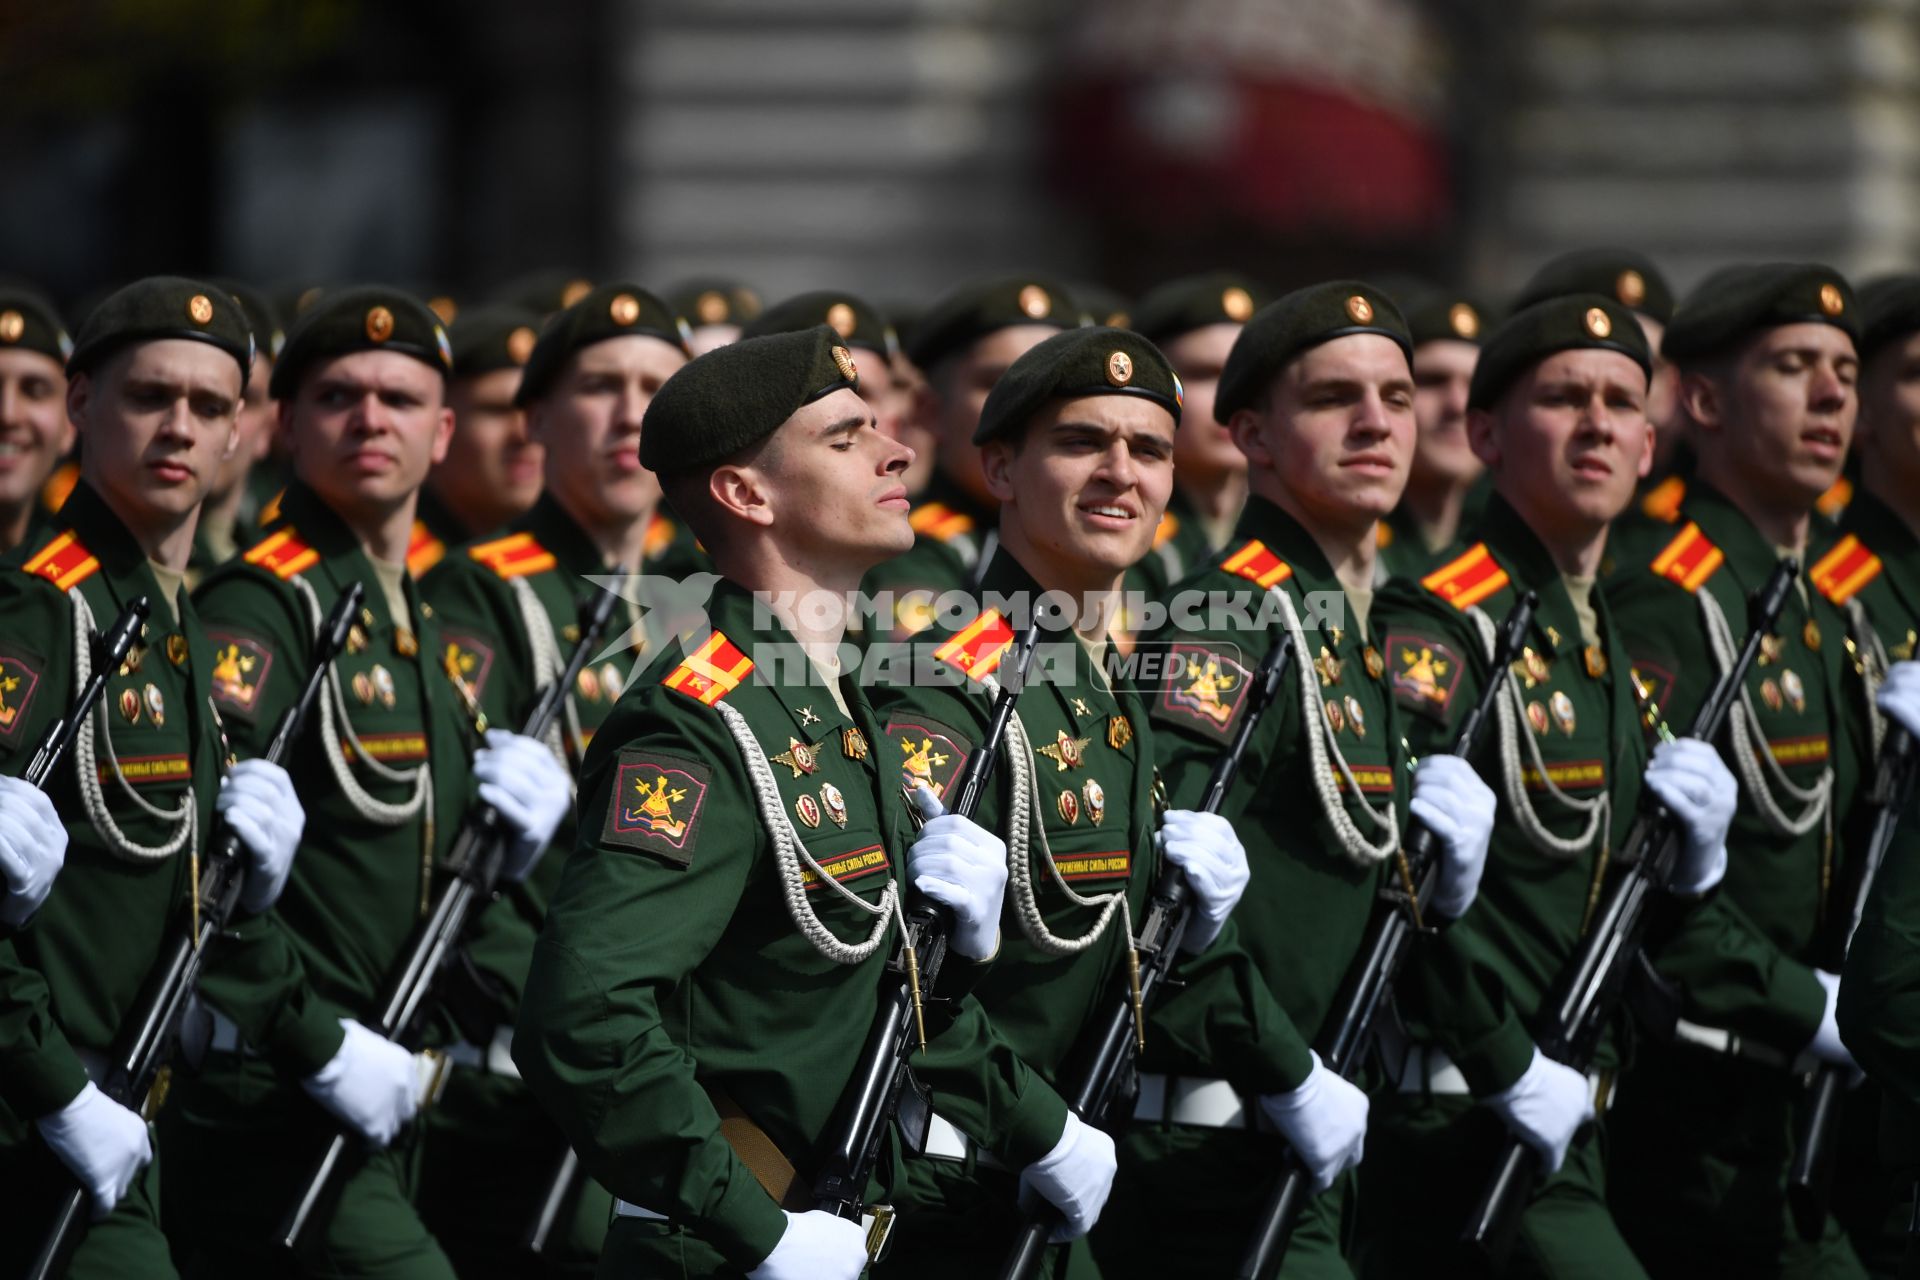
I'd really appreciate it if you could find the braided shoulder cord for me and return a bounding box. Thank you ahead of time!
[507,575,580,769]
[1698,587,1830,837]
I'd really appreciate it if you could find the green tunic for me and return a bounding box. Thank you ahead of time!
[0,482,220,1279]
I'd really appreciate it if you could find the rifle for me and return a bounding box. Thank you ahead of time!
[1237,591,1537,1280]
[811,621,1041,1259]
[1460,559,1798,1253]
[1000,632,1296,1280]
[278,580,623,1252]
[1787,718,1916,1238]
[28,586,361,1280]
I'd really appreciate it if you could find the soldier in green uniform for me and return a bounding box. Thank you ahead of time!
[742,291,906,444]
[1603,264,1872,1276]
[188,280,282,583]
[1088,283,1496,1279]
[864,278,1081,638]
[416,282,694,1277]
[513,325,1055,1280]
[163,287,572,1279]
[0,277,306,1278]
[667,277,762,355]
[1376,283,1489,580]
[0,287,76,553]
[1361,294,1737,1277]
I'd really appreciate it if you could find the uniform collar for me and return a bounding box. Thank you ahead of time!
[520,494,609,576]
[52,479,150,585]
[1231,494,1342,588]
[413,486,467,545]
[275,480,369,560]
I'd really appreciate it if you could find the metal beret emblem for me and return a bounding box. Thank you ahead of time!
[696,290,728,324]
[1819,283,1845,316]
[427,296,458,325]
[1585,307,1612,339]
[188,295,214,325]
[610,294,641,326]
[1346,295,1374,324]
[1616,269,1646,307]
[507,326,537,365]
[365,306,395,342]
[1449,303,1480,339]
[826,302,856,337]
[1222,287,1254,322]
[832,345,858,381]
[1106,350,1133,386]
[1019,285,1051,319]
[0,311,21,343]
[561,279,593,309]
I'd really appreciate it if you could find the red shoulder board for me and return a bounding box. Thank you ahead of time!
[1219,539,1293,589]
[909,502,975,543]
[1639,475,1687,525]
[467,531,555,581]
[1648,522,1725,594]
[662,630,754,706]
[244,527,321,580]
[1810,534,1883,606]
[643,511,676,560]
[933,609,1015,682]
[21,530,101,592]
[1816,475,1853,520]
[1420,542,1509,611]
[406,521,447,578]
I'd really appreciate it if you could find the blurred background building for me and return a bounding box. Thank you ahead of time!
[4,0,1919,317]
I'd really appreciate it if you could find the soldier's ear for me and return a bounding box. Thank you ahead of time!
[65,369,91,432]
[1678,369,1723,435]
[980,440,1017,503]
[1228,408,1271,469]
[429,404,454,467]
[709,463,774,528]
[1467,406,1498,469]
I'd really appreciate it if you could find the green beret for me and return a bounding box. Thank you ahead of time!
[667,277,763,330]
[492,270,595,319]
[0,287,73,365]
[1467,294,1651,412]
[1662,263,1860,366]
[1130,272,1272,345]
[904,277,1081,370]
[640,324,861,478]
[449,304,544,381]
[68,276,254,383]
[1394,283,1493,347]
[269,285,451,400]
[973,326,1182,445]
[741,290,899,360]
[1214,281,1412,424]
[211,278,285,360]
[1857,274,1920,361]
[1512,248,1675,324]
[514,283,689,407]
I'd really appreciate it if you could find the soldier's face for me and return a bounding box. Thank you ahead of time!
[1233,334,1414,538]
[0,348,74,516]
[744,387,915,567]
[1476,348,1652,545]
[283,350,453,516]
[1857,332,1920,488]
[209,355,274,502]
[934,325,1058,507]
[983,395,1176,589]
[1688,323,1856,511]
[439,366,542,528]
[534,335,685,529]
[1410,339,1483,491]
[69,339,240,526]
[1163,324,1244,486]
[852,345,900,440]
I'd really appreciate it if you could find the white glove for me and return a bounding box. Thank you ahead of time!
[1806,969,1858,1071]
[1484,1047,1594,1174]
[907,786,1008,961]
[473,729,572,883]
[0,775,66,927]
[1877,661,1920,740]
[747,1209,869,1280]
[1020,1111,1117,1242]
[36,1081,152,1220]
[1258,1051,1369,1193]
[1410,754,1497,920]
[216,759,305,913]
[1642,738,1735,896]
[1156,808,1250,953]
[301,1019,422,1147]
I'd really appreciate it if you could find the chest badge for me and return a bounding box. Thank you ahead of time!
[1083,778,1105,825]
[1345,695,1366,738]
[371,664,397,709]
[143,683,166,728]
[843,727,869,761]
[1780,668,1806,713]
[1549,690,1576,735]
[772,736,822,778]
[820,782,849,828]
[167,634,189,667]
[1314,646,1343,688]
[795,794,822,828]
[798,705,821,727]
[1037,730,1092,771]
[1056,788,1080,825]
[395,628,419,658]
[1759,634,1785,667]
[1527,700,1550,736]
[1802,620,1822,652]
[118,687,142,725]
[1108,715,1133,750]
[1071,697,1092,718]
[1761,678,1784,712]
[1583,646,1607,679]
[1363,646,1384,680]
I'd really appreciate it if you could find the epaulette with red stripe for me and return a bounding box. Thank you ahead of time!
[1639,475,1687,525]
[662,630,754,706]
[1648,522,1725,593]
[933,609,1015,682]
[406,521,447,578]
[21,530,101,592]
[1219,539,1293,589]
[243,527,321,580]
[1420,543,1509,610]
[909,502,976,544]
[468,532,555,581]
[642,511,676,560]
[1809,534,1883,606]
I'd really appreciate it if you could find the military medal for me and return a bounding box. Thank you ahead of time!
[1056,788,1080,825]
[1780,668,1805,713]
[1324,700,1345,734]
[1107,716,1133,750]
[1363,646,1384,680]
[1314,646,1342,687]
[1759,634,1784,666]
[772,736,820,778]
[167,634,189,667]
[1071,697,1092,718]
[1527,700,1550,736]
[1083,778,1105,825]
[798,706,821,727]
[795,794,822,828]
[1550,690,1576,735]
[1761,678,1784,712]
[1037,730,1091,771]
[1802,620,1821,651]
[1583,646,1607,679]
[395,628,419,658]
[601,663,624,700]
[347,624,369,655]
[842,728,869,761]
[119,643,144,676]
[353,671,375,705]
[1345,695,1365,738]
[563,624,580,644]
[372,664,397,709]
[1522,647,1551,685]
[144,683,165,727]
[577,667,602,702]
[820,782,848,828]
[118,687,142,724]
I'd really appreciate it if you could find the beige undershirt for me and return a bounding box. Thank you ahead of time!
[809,650,853,720]
[1345,584,1374,642]
[200,516,237,568]
[147,560,185,626]
[369,557,410,629]
[1562,573,1601,650]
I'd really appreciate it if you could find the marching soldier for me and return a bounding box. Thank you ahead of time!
[1377,283,1489,580]
[512,325,1046,1279]
[0,287,76,553]
[1603,264,1872,1275]
[1091,284,1495,1278]
[188,280,283,582]
[0,278,304,1276]
[163,286,571,1278]
[416,282,693,1276]
[1363,294,1736,1275]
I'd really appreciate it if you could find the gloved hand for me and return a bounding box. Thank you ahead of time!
[1020,1111,1117,1242]
[1877,661,1920,740]
[216,758,305,913]
[37,1080,151,1220]
[907,786,1008,960]
[1156,808,1250,953]
[1806,969,1858,1071]
[1410,754,1497,920]
[301,1018,423,1147]
[473,730,572,882]
[0,775,66,927]
[1642,737,1735,896]
[1258,1051,1369,1192]
[747,1209,869,1280]
[1484,1047,1594,1173]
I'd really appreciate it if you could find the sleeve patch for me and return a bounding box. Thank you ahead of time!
[207,630,275,719]
[0,650,46,742]
[1385,631,1464,723]
[882,713,974,802]
[439,632,496,704]
[1153,641,1255,744]
[603,750,712,865]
